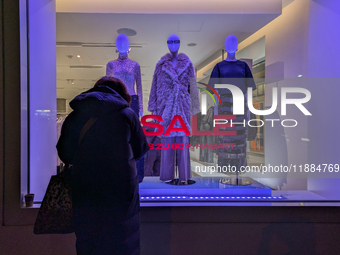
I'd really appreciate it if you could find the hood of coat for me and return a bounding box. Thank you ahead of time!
[157,53,192,78]
[70,85,129,115]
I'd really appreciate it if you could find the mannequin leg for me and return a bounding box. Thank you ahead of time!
[153,149,161,176]
[176,136,191,181]
[153,137,161,176]
[130,95,144,182]
[144,149,156,176]
[160,137,175,181]
[130,95,139,116]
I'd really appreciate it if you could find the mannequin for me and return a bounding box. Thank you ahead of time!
[148,34,200,183]
[106,34,143,118]
[208,34,256,182]
[106,34,144,182]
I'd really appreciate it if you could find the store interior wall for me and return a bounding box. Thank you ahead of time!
[236,37,265,65]
[307,0,340,199]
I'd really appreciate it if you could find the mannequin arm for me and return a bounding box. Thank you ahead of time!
[189,64,200,115]
[135,63,143,112]
[245,63,257,91]
[106,61,114,76]
[148,66,158,114]
[208,64,220,90]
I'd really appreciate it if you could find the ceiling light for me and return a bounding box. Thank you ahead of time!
[77,55,81,58]
[117,28,137,36]
[187,43,197,47]
[57,42,82,47]
[298,75,302,77]
[57,42,145,48]
[70,65,103,69]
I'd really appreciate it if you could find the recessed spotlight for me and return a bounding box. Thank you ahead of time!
[117,28,137,36]
[187,43,197,47]
[67,55,73,59]
[77,55,81,58]
[298,75,302,77]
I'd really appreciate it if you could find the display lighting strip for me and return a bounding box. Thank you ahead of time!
[140,196,285,202]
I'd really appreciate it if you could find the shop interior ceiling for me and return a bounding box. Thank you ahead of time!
[56,0,284,109]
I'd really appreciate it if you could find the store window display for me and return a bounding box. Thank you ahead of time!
[148,34,200,184]
[208,35,257,182]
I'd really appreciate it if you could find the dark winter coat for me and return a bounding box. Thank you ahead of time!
[56,85,148,254]
[148,53,200,137]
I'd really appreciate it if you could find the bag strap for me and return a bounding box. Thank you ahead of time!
[78,117,98,146]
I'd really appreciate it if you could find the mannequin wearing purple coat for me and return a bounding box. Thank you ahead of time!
[148,34,200,182]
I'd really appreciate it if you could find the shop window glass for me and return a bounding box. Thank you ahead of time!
[21,1,340,206]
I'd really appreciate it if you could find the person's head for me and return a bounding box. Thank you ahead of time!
[167,34,180,53]
[116,34,129,54]
[94,76,131,105]
[224,34,238,54]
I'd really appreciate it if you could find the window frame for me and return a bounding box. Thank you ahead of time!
[3,0,340,228]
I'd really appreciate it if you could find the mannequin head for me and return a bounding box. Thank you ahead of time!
[167,34,180,53]
[116,34,129,54]
[224,35,238,54]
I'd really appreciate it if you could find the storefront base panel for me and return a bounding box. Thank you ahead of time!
[1,207,340,255]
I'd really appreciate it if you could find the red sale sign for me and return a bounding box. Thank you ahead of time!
[141,114,237,136]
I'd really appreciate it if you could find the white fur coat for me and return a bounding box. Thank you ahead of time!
[148,53,200,137]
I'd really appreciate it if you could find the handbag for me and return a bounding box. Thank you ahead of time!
[34,117,98,234]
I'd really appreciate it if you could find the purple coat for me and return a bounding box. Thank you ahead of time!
[148,53,200,137]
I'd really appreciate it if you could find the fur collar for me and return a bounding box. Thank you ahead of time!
[157,53,192,78]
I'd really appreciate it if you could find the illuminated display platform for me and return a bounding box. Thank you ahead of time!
[139,177,272,200]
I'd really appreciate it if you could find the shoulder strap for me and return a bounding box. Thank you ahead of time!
[78,117,98,145]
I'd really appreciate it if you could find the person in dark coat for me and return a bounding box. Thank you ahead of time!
[57,76,149,255]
